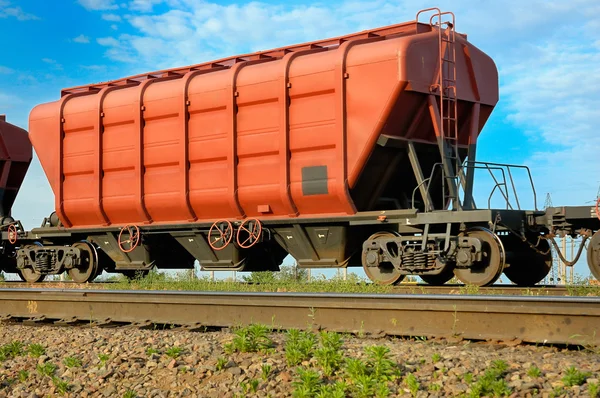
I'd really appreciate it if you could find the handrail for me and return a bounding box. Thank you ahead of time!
[466,161,538,210]
[411,160,538,212]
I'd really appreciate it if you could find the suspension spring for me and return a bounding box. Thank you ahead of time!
[35,253,52,272]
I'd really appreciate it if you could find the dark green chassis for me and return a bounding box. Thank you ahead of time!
[2,206,596,283]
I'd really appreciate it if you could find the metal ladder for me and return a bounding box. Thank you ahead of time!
[418,8,461,210]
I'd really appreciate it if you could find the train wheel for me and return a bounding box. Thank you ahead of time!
[588,231,600,281]
[68,242,98,283]
[503,239,552,286]
[18,268,45,283]
[362,232,405,285]
[453,228,505,287]
[420,261,455,285]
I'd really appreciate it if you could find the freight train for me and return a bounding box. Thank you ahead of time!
[1,8,598,286]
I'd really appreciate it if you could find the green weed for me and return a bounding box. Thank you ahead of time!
[248,379,260,393]
[63,356,82,368]
[27,343,46,358]
[589,382,599,398]
[292,368,321,397]
[36,362,57,377]
[314,331,343,376]
[562,366,591,387]
[216,357,228,371]
[468,360,511,397]
[344,357,369,380]
[431,352,441,363]
[18,370,29,382]
[230,323,273,353]
[550,386,566,398]
[429,383,442,391]
[353,374,378,398]
[404,374,420,397]
[145,347,159,356]
[0,341,24,360]
[315,382,347,398]
[98,354,109,368]
[285,329,317,366]
[375,383,391,398]
[52,377,70,395]
[366,345,397,381]
[261,364,272,380]
[463,372,474,384]
[123,390,137,398]
[166,346,183,359]
[527,365,541,378]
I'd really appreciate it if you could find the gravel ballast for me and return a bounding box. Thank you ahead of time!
[0,323,599,397]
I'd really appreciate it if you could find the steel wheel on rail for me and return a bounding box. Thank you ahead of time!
[68,242,99,283]
[588,231,600,281]
[362,232,405,285]
[453,228,505,287]
[502,238,552,286]
[18,268,45,283]
[420,260,455,285]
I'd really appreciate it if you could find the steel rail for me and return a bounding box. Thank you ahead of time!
[0,289,598,346]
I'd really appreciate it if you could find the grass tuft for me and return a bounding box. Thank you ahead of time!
[166,346,183,359]
[36,362,57,378]
[63,356,82,368]
[27,343,46,358]
[562,366,591,387]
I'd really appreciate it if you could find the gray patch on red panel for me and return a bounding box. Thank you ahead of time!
[301,166,328,196]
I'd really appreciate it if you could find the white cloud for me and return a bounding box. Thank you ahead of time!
[41,58,63,70]
[0,65,13,74]
[80,64,107,71]
[0,1,39,20]
[102,13,121,21]
[0,91,22,109]
[73,34,90,43]
[97,37,121,47]
[78,0,118,11]
[500,38,600,205]
[129,0,163,12]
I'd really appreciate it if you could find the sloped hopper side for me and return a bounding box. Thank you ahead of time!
[346,31,499,212]
[0,116,32,217]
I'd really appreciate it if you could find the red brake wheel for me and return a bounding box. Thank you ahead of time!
[7,224,17,244]
[236,218,262,249]
[118,225,140,253]
[208,220,233,251]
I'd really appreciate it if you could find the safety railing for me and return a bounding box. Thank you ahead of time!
[411,161,538,211]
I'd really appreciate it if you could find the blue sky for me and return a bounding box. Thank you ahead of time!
[0,0,598,280]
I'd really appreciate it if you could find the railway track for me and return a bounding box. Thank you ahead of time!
[1,288,598,346]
